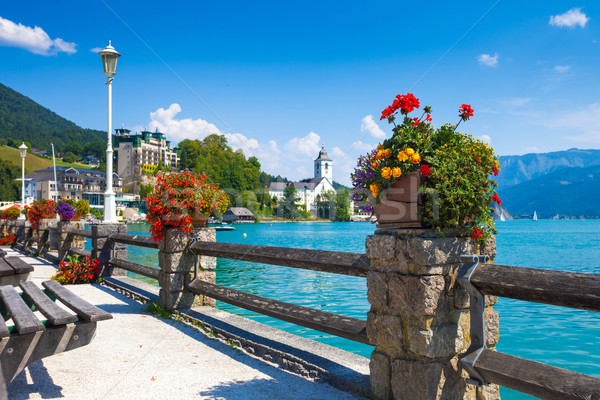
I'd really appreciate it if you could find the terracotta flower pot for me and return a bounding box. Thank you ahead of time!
[189,213,208,227]
[374,171,425,228]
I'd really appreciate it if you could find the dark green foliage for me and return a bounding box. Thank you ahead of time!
[0,159,20,201]
[139,184,154,200]
[0,83,106,154]
[277,185,300,220]
[62,152,78,163]
[316,188,351,221]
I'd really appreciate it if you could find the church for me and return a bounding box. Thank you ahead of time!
[265,144,335,211]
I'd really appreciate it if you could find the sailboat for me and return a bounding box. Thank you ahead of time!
[533,210,538,221]
[500,211,505,221]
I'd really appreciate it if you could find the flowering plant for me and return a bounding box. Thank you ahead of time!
[1,206,21,220]
[51,255,100,284]
[27,199,56,230]
[0,230,16,246]
[352,92,500,241]
[145,171,230,242]
[55,199,76,219]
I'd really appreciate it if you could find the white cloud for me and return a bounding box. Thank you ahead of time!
[477,53,498,67]
[147,103,221,144]
[554,65,570,73]
[284,132,321,159]
[360,115,386,138]
[90,47,103,54]
[547,102,600,143]
[550,8,589,28]
[478,135,492,145]
[0,17,76,55]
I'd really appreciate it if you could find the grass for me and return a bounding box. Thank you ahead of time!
[0,145,94,174]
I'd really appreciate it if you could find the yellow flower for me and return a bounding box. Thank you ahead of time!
[372,161,380,169]
[384,149,392,158]
[377,150,385,160]
[392,167,402,178]
[370,183,380,197]
[410,153,421,164]
[405,148,415,156]
[370,155,377,163]
[376,144,384,151]
[397,151,409,162]
[381,167,392,179]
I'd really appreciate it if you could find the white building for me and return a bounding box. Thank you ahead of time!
[266,144,335,211]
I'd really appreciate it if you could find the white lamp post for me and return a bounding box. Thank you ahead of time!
[98,41,121,223]
[18,143,27,220]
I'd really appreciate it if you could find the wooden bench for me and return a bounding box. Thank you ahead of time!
[0,257,33,287]
[0,280,112,384]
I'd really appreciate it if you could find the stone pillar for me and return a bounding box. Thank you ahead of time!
[37,218,58,253]
[157,227,215,310]
[91,223,127,276]
[365,229,500,400]
[57,221,86,262]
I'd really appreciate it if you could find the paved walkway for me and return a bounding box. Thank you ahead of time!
[5,248,364,400]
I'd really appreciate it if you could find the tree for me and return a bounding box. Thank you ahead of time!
[316,190,337,219]
[139,184,154,200]
[335,188,351,221]
[0,159,20,200]
[62,151,78,163]
[277,185,300,220]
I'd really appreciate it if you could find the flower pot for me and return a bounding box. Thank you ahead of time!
[375,171,425,228]
[189,213,208,227]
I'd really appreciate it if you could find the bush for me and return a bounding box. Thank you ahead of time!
[2,205,21,220]
[51,255,100,284]
[0,231,16,246]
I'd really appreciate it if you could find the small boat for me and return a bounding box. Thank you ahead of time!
[500,211,505,221]
[212,222,235,231]
[533,211,538,221]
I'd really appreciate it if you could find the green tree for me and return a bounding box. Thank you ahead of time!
[62,151,78,163]
[277,185,300,220]
[335,188,351,221]
[139,183,154,200]
[0,159,20,200]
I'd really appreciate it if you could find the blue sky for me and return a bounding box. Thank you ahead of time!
[1,1,599,185]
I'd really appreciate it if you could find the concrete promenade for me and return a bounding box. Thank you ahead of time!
[5,248,366,400]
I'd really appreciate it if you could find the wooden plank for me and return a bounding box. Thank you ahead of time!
[472,264,600,312]
[68,248,92,258]
[19,281,78,326]
[188,279,369,344]
[109,258,159,280]
[0,259,14,277]
[4,257,34,274]
[0,312,9,338]
[42,280,112,322]
[0,285,45,335]
[108,233,158,249]
[69,229,92,238]
[475,349,600,400]
[190,241,370,277]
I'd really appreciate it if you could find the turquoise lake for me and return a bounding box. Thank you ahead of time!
[117,220,600,400]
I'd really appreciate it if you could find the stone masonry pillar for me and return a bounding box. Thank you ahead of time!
[91,223,127,276]
[158,226,216,310]
[37,218,58,253]
[365,229,500,400]
[57,221,86,262]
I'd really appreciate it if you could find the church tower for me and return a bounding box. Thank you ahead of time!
[314,143,332,181]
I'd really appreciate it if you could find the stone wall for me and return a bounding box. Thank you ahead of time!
[365,229,500,400]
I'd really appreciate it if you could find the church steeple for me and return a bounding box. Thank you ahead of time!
[314,143,332,181]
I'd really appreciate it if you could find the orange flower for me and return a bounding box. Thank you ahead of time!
[392,167,402,178]
[381,167,393,179]
[384,149,392,158]
[410,153,421,164]
[370,183,380,197]
[377,150,385,160]
[404,148,415,156]
[376,144,384,151]
[372,161,380,169]
[397,151,409,162]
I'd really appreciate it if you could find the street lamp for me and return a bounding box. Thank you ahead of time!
[98,41,121,223]
[18,143,27,220]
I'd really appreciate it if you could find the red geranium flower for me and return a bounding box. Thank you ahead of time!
[493,166,499,176]
[420,164,431,177]
[492,193,502,204]
[459,104,474,121]
[425,113,432,122]
[471,227,482,239]
[412,117,421,126]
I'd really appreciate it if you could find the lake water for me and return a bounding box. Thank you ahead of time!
[118,220,600,400]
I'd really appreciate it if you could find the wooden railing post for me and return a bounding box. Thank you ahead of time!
[91,223,127,276]
[365,229,500,400]
[57,221,86,262]
[157,226,215,310]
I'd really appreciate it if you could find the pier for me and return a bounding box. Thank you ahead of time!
[1,218,599,399]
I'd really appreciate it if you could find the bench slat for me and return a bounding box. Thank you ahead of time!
[42,281,112,322]
[4,257,34,274]
[19,282,78,325]
[0,259,14,277]
[0,285,45,334]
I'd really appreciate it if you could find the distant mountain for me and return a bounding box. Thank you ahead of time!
[497,165,600,217]
[496,148,600,189]
[0,83,106,152]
